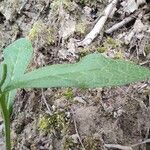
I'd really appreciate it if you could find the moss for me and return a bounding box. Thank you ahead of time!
[28,20,55,45]
[28,20,43,41]
[38,112,69,135]
[114,50,124,59]
[144,42,150,55]
[106,37,121,49]
[78,46,96,57]
[84,136,101,150]
[51,0,73,12]
[79,49,90,57]
[42,27,55,45]
[76,0,100,6]
[106,37,117,48]
[63,88,74,100]
[38,117,49,131]
[96,37,122,54]
[75,22,86,35]
[143,87,150,95]
[97,46,107,53]
[63,137,75,150]
[145,46,150,55]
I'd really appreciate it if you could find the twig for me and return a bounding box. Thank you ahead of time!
[140,60,150,65]
[41,89,52,115]
[45,0,50,9]
[77,0,118,47]
[105,144,133,150]
[71,109,86,150]
[105,9,141,34]
[19,0,29,14]
[34,0,50,22]
[131,139,150,147]
[105,16,134,34]
[118,87,148,110]
[34,6,45,22]
[105,0,146,34]
[105,139,150,150]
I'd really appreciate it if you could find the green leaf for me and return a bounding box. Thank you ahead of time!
[0,65,2,82]
[1,38,33,110]
[2,38,33,87]
[4,53,150,91]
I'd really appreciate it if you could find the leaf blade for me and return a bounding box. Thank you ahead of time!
[2,38,33,110]
[5,54,150,91]
[2,38,33,86]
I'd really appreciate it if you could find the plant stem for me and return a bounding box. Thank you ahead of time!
[0,94,11,150]
[0,64,7,88]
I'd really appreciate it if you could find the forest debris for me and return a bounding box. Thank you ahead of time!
[18,0,29,14]
[67,38,76,56]
[105,139,150,150]
[53,98,68,109]
[59,16,76,41]
[121,0,138,13]
[121,0,146,14]
[106,0,146,34]
[0,0,28,21]
[73,96,86,104]
[53,3,76,46]
[131,139,150,147]
[105,16,135,34]
[71,109,86,150]
[83,6,92,20]
[105,144,133,150]
[58,48,71,59]
[137,0,146,6]
[132,19,146,33]
[77,0,118,47]
[124,19,147,44]
[41,89,52,115]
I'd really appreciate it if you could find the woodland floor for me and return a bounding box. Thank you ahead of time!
[0,0,150,150]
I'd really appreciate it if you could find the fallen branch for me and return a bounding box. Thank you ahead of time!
[77,0,118,47]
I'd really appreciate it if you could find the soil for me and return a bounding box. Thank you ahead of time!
[0,0,150,150]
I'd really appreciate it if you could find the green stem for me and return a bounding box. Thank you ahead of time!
[0,94,11,150]
[0,64,7,88]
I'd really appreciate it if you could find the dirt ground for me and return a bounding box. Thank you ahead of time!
[0,0,150,150]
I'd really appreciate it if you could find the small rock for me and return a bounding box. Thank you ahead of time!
[73,96,86,104]
[54,98,67,109]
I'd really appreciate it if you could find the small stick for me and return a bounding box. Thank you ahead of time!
[105,144,133,150]
[77,0,118,47]
[131,139,150,147]
[105,0,146,34]
[41,89,52,115]
[105,16,134,34]
[71,109,86,150]
[19,0,29,13]
[105,139,150,150]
